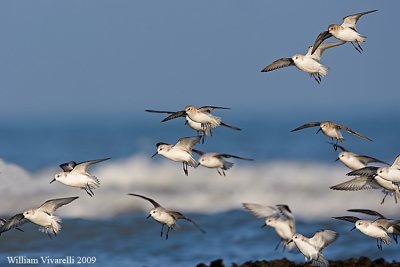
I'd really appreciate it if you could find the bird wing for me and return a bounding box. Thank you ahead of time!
[341,10,378,29]
[174,136,201,151]
[191,149,205,156]
[59,161,77,172]
[308,229,339,251]
[391,154,400,168]
[70,158,110,175]
[291,122,321,132]
[332,216,360,223]
[355,155,389,165]
[276,204,294,220]
[261,58,294,72]
[220,122,241,131]
[0,214,28,235]
[128,193,162,208]
[346,166,379,177]
[330,176,381,191]
[242,203,279,218]
[169,211,206,234]
[145,109,175,114]
[161,110,186,122]
[217,154,254,161]
[198,106,231,113]
[311,31,333,55]
[347,209,386,219]
[328,142,347,152]
[311,41,345,61]
[38,197,79,214]
[339,125,372,141]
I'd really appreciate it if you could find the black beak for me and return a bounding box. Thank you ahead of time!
[151,151,158,158]
[350,226,356,231]
[50,178,56,184]
[146,214,151,219]
[311,31,333,54]
[316,128,322,134]
[287,239,293,245]
[260,223,266,228]
[335,158,340,162]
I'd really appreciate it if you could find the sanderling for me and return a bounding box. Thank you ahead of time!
[329,143,387,170]
[242,203,296,251]
[145,109,240,143]
[261,41,345,84]
[158,105,241,134]
[288,229,338,267]
[312,10,378,54]
[193,150,253,176]
[128,193,206,240]
[0,197,79,239]
[333,211,400,250]
[291,121,371,149]
[347,209,400,243]
[51,158,110,197]
[152,136,201,176]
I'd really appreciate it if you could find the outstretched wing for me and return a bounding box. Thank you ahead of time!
[161,110,186,122]
[347,209,386,219]
[346,166,379,177]
[174,136,201,151]
[355,155,389,165]
[339,125,372,141]
[145,109,175,114]
[308,229,339,251]
[261,58,294,72]
[220,122,241,131]
[192,149,205,156]
[242,203,279,218]
[38,197,79,214]
[71,158,111,175]
[332,216,360,223]
[391,154,400,168]
[198,106,230,113]
[169,211,206,234]
[218,154,254,161]
[291,122,321,132]
[341,10,378,29]
[330,176,381,191]
[59,161,77,172]
[311,31,333,55]
[310,41,345,61]
[0,214,28,235]
[128,193,162,208]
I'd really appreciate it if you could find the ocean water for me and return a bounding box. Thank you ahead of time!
[1,113,400,266]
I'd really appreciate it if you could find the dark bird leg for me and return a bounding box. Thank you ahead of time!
[87,184,95,196]
[393,234,398,244]
[351,42,362,53]
[217,169,222,176]
[160,224,164,237]
[183,162,188,176]
[166,227,170,240]
[222,169,226,176]
[274,240,282,251]
[381,192,388,205]
[356,41,364,52]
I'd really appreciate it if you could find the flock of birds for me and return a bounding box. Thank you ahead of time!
[0,8,397,267]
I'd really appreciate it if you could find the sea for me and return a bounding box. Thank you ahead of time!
[0,111,400,267]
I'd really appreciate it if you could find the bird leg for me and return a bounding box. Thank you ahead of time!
[183,162,188,176]
[380,192,388,205]
[393,234,398,244]
[160,224,164,237]
[166,227,170,240]
[274,240,282,251]
[351,42,362,53]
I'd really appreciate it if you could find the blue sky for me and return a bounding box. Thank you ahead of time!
[0,1,397,119]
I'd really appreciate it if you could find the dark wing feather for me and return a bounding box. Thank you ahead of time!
[342,10,378,28]
[0,214,28,235]
[161,110,186,122]
[261,58,294,72]
[339,125,372,141]
[128,193,162,208]
[198,106,230,113]
[311,31,333,54]
[169,211,206,234]
[39,197,79,214]
[218,154,254,161]
[59,161,77,172]
[291,122,321,132]
[327,142,347,152]
[346,166,379,177]
[355,155,389,165]
[220,122,241,131]
[145,109,175,114]
[330,177,381,191]
[332,216,360,223]
[347,209,386,219]
[192,149,205,156]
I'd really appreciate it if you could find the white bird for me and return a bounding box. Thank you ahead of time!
[193,150,253,176]
[158,105,241,136]
[334,212,400,250]
[242,203,297,251]
[288,229,338,267]
[312,10,378,54]
[261,41,345,84]
[291,121,371,149]
[330,143,387,170]
[128,193,205,240]
[145,109,240,143]
[0,197,79,239]
[51,158,110,197]
[152,136,201,176]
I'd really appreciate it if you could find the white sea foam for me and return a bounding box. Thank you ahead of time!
[0,156,396,219]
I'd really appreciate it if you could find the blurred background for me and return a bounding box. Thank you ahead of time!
[0,1,399,266]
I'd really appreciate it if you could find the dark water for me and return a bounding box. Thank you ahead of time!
[1,114,400,266]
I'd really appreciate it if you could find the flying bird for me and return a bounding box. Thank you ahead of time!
[311,10,378,54]
[128,193,205,240]
[291,121,371,149]
[261,41,345,83]
[0,197,79,239]
[152,136,201,176]
[193,150,254,176]
[51,158,110,197]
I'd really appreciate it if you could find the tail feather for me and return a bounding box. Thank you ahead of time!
[318,65,328,77]
[312,253,328,267]
[222,161,234,170]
